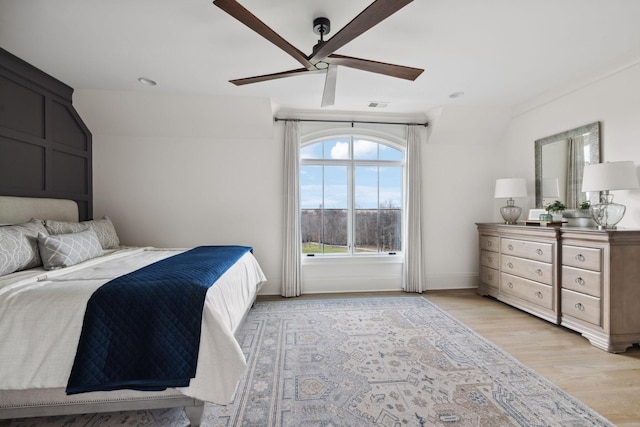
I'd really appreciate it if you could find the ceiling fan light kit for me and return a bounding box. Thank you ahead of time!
[213,0,424,107]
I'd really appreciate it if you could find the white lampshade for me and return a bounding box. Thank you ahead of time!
[582,161,639,192]
[581,161,639,229]
[494,178,527,198]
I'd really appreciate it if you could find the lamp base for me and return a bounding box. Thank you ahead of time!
[590,193,626,229]
[500,198,522,225]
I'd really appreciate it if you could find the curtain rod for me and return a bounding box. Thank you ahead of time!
[274,117,428,127]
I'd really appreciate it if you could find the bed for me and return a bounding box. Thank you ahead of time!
[0,196,267,426]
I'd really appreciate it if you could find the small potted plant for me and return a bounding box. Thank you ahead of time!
[544,200,566,221]
[579,200,591,210]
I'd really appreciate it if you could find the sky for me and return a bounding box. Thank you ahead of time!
[300,138,403,210]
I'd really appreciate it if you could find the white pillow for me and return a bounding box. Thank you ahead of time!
[0,219,48,276]
[37,228,103,270]
[45,216,120,250]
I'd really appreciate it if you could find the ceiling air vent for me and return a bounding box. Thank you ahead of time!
[368,101,389,108]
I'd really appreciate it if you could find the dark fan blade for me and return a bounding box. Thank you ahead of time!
[326,54,423,80]
[321,65,338,107]
[310,0,413,62]
[214,0,313,69]
[229,68,317,86]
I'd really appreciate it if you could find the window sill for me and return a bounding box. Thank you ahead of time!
[301,253,403,265]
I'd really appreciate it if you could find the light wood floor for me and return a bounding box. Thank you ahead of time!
[258,290,640,426]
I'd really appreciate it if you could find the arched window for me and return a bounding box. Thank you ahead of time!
[300,135,405,256]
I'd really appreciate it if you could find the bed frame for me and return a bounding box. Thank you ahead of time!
[0,195,240,426]
[0,49,247,424]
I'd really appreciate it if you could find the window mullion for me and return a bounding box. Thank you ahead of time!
[347,137,354,255]
[321,165,325,254]
[377,165,381,253]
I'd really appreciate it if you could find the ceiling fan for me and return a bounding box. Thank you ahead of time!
[213,0,424,107]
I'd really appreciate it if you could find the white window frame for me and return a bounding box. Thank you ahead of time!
[300,130,406,258]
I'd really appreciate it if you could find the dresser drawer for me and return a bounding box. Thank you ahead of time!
[501,254,553,285]
[480,250,499,269]
[501,272,553,310]
[561,289,601,327]
[562,245,602,271]
[480,266,499,288]
[479,235,499,252]
[562,266,601,298]
[501,238,553,263]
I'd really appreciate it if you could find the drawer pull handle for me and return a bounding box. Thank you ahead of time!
[536,249,543,255]
[508,244,514,251]
[576,254,586,262]
[507,282,514,288]
[575,277,585,286]
[536,269,543,276]
[535,291,543,299]
[487,256,493,263]
[508,262,514,269]
[487,241,493,247]
[575,302,585,311]
[487,274,493,280]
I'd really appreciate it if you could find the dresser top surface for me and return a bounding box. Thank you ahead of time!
[476,223,640,244]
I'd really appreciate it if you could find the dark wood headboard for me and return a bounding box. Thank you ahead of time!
[0,48,92,220]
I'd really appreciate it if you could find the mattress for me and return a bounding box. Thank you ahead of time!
[0,246,266,404]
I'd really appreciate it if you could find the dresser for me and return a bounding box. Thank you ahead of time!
[476,223,640,353]
[559,228,640,352]
[477,224,560,324]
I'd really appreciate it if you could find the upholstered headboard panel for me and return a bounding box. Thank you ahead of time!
[0,48,92,220]
[0,196,78,225]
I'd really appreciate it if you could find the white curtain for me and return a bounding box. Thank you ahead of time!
[282,120,301,297]
[566,136,585,208]
[404,125,426,293]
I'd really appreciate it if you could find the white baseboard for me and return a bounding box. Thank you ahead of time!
[424,273,478,290]
[258,280,281,296]
[257,273,479,295]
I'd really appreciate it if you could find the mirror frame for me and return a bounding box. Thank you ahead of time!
[534,121,601,209]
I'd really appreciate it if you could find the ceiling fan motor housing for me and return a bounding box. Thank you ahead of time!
[313,17,330,37]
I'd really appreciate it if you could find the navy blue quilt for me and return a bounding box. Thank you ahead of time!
[66,245,252,394]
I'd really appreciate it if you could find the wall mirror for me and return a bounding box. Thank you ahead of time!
[535,122,600,209]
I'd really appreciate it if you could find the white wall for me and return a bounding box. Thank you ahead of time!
[73,90,501,294]
[423,141,497,289]
[74,90,285,295]
[499,59,640,228]
[423,105,510,289]
[72,56,640,296]
[418,56,640,290]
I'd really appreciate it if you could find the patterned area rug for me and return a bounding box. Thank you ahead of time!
[1,297,613,426]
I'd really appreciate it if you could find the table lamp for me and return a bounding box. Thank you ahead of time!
[495,178,527,224]
[581,161,639,229]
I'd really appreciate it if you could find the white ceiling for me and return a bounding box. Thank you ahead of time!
[2,0,640,115]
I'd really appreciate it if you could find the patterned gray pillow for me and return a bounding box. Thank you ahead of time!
[37,228,103,270]
[45,216,120,249]
[0,219,48,276]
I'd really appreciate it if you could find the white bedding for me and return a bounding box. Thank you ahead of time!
[0,247,266,404]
